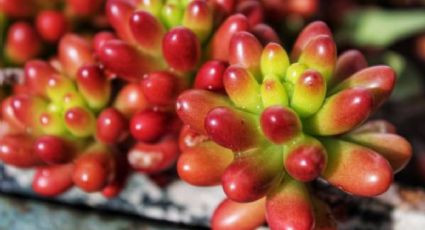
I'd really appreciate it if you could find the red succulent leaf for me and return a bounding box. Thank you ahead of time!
[330,49,368,88]
[291,21,332,61]
[221,146,283,202]
[59,34,95,77]
[0,134,41,168]
[162,27,201,72]
[176,89,231,134]
[105,0,135,42]
[211,198,266,230]
[129,10,165,55]
[331,66,396,109]
[266,178,315,230]
[5,22,42,64]
[229,31,263,78]
[344,132,412,173]
[98,39,161,81]
[73,146,115,192]
[96,108,128,144]
[24,60,56,97]
[210,14,250,61]
[304,88,373,136]
[322,138,393,196]
[178,141,233,186]
[32,164,74,197]
[205,106,263,151]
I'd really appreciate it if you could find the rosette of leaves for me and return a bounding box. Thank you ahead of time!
[98,0,280,172]
[0,34,130,198]
[176,21,412,230]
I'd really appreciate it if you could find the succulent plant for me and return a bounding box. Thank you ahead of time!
[99,0,280,80]
[0,33,133,197]
[96,0,280,173]
[176,21,412,229]
[0,0,106,66]
[0,1,416,229]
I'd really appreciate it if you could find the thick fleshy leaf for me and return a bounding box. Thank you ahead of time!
[129,110,167,142]
[222,146,283,202]
[129,10,165,55]
[182,0,213,43]
[98,39,161,81]
[161,3,183,29]
[37,108,67,136]
[229,31,263,78]
[235,0,264,27]
[113,83,149,118]
[260,43,290,79]
[32,164,74,197]
[93,31,117,55]
[261,75,289,107]
[59,34,95,77]
[46,74,76,102]
[178,141,233,186]
[66,0,103,16]
[210,14,249,61]
[285,62,307,85]
[331,66,396,109]
[250,23,281,45]
[62,91,87,110]
[1,97,26,132]
[5,22,41,64]
[0,0,35,17]
[0,134,41,168]
[286,0,318,19]
[24,60,56,97]
[33,135,75,164]
[211,198,266,230]
[141,71,180,106]
[321,138,393,196]
[194,60,227,92]
[330,49,368,88]
[344,133,411,173]
[73,145,114,192]
[304,88,373,136]
[290,70,326,117]
[64,107,96,137]
[205,106,263,151]
[36,10,68,43]
[105,0,135,42]
[176,89,230,134]
[76,64,111,110]
[291,21,332,61]
[284,135,327,182]
[350,119,396,134]
[162,27,201,72]
[266,178,315,230]
[223,66,262,113]
[96,108,128,144]
[136,0,163,17]
[298,35,336,82]
[11,95,47,128]
[209,0,235,17]
[260,106,301,145]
